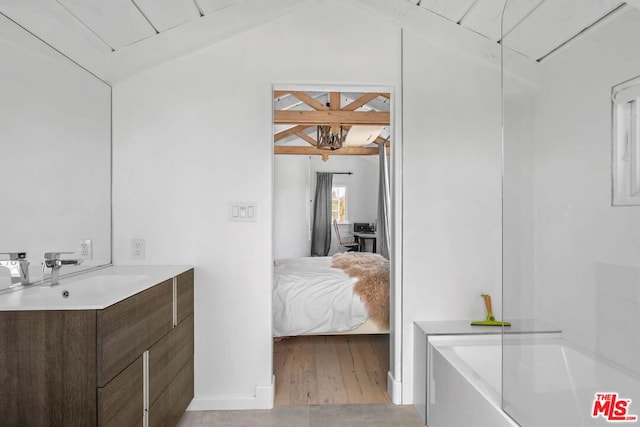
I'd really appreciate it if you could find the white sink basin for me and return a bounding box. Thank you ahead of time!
[0,265,191,311]
[37,274,148,299]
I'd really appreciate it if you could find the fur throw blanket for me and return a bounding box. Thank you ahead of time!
[331,252,389,329]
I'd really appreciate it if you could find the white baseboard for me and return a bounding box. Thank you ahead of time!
[387,371,402,404]
[187,376,274,411]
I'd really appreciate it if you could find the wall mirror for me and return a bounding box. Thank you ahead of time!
[0,14,111,289]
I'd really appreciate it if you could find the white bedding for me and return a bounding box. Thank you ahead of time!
[272,257,368,337]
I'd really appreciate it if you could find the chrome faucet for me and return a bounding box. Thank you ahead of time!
[42,252,82,286]
[0,252,30,287]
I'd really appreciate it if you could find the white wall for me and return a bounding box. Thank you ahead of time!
[273,155,310,259]
[0,14,111,288]
[112,0,535,407]
[112,1,400,409]
[401,31,505,402]
[503,92,537,321]
[274,154,379,259]
[526,8,640,373]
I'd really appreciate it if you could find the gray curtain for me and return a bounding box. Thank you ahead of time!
[311,172,333,256]
[377,142,391,259]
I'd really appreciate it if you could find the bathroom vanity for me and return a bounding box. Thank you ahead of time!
[0,266,194,427]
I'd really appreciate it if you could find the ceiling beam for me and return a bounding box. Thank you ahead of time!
[295,131,317,146]
[273,90,290,99]
[274,124,313,142]
[343,93,384,111]
[274,146,387,156]
[290,91,328,110]
[274,110,390,125]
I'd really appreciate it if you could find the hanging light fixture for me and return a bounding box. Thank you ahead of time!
[344,125,384,147]
[317,124,343,150]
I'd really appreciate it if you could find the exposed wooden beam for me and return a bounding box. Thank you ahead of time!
[329,92,342,133]
[379,93,391,100]
[274,146,390,156]
[273,90,290,99]
[290,91,328,111]
[274,110,390,126]
[274,125,313,142]
[329,92,341,110]
[295,131,317,147]
[343,93,382,111]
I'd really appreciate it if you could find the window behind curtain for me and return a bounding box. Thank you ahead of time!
[332,185,347,222]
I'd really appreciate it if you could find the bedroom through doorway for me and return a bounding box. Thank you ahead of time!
[271,86,395,406]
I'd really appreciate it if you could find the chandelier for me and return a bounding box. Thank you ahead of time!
[317,125,343,150]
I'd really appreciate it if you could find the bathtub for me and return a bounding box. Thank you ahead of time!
[428,334,640,427]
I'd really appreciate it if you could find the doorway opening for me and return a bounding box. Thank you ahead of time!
[270,85,400,406]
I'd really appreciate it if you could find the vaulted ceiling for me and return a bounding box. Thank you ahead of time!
[415,0,628,62]
[1,0,638,81]
[0,0,312,82]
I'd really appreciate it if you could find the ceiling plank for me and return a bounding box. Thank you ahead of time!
[502,0,623,60]
[274,110,390,125]
[194,0,237,14]
[419,0,478,23]
[459,0,543,42]
[343,93,382,111]
[56,0,156,50]
[290,91,328,111]
[132,0,200,33]
[274,146,386,156]
[295,131,317,147]
[274,125,313,142]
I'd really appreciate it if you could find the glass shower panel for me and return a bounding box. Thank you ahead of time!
[502,2,640,426]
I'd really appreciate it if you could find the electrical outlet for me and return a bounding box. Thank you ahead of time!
[131,238,145,260]
[79,239,92,259]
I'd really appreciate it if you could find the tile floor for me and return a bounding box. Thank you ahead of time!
[177,404,424,427]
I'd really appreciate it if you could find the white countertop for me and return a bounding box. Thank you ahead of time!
[0,265,193,311]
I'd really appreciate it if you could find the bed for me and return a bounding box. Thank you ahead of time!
[272,252,390,337]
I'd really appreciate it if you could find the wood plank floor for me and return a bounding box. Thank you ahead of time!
[273,334,390,406]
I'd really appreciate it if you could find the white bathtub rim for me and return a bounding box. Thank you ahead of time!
[429,335,521,427]
[430,333,640,427]
[429,334,564,417]
[430,336,505,414]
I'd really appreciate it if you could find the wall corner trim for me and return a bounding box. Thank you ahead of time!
[187,376,275,411]
[387,371,403,405]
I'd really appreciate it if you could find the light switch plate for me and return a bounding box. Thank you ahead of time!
[230,202,257,222]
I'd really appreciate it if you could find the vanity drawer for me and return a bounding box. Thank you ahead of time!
[176,269,194,324]
[148,313,194,406]
[97,280,173,386]
[149,356,194,427]
[98,356,143,427]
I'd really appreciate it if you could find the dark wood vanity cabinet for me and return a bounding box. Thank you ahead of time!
[0,268,194,427]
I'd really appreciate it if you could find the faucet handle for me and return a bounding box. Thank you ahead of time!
[44,252,74,261]
[0,252,27,260]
